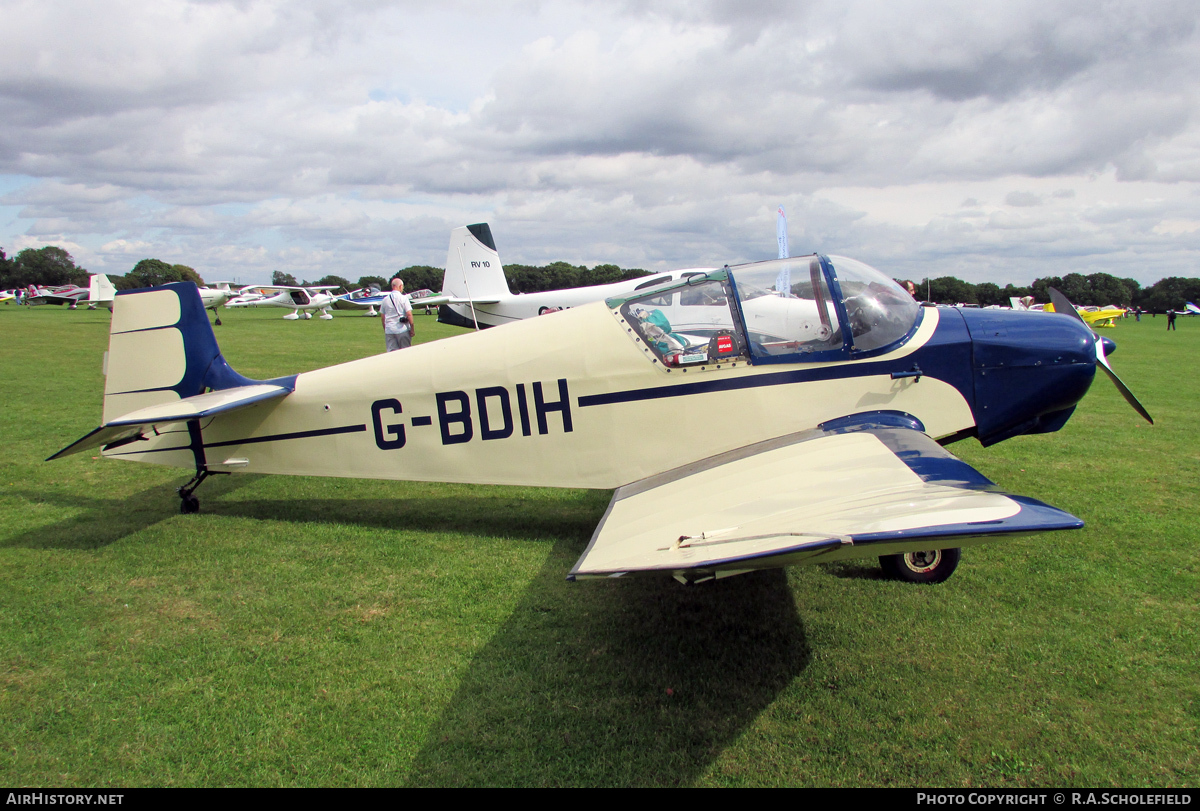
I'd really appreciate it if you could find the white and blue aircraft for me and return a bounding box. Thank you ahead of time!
[332,286,387,316]
[239,285,343,320]
[49,254,1151,585]
[333,287,450,317]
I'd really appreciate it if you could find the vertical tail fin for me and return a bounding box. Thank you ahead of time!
[88,274,116,307]
[442,223,511,300]
[102,283,262,423]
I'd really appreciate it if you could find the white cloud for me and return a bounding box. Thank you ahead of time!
[0,0,1198,285]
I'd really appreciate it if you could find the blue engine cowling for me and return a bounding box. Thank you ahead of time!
[959,309,1097,446]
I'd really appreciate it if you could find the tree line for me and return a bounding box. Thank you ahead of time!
[0,247,203,290]
[5,244,1200,312]
[904,272,1192,311]
[273,260,651,296]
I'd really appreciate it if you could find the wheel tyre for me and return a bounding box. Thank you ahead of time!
[879,547,960,584]
[181,495,200,514]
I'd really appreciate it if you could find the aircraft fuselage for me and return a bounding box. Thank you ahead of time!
[105,293,1097,491]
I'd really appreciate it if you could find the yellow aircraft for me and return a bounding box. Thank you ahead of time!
[1043,302,1126,328]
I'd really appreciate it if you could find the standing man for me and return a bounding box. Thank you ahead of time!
[1167,309,1177,331]
[380,277,415,351]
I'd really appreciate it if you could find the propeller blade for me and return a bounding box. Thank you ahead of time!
[1047,287,1086,325]
[1095,337,1154,425]
[1048,287,1153,424]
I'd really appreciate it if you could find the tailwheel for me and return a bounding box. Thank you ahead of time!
[880,547,960,584]
[176,467,226,515]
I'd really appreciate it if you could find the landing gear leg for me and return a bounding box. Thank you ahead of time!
[178,470,211,513]
[177,419,228,514]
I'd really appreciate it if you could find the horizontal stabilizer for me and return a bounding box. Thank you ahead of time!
[442,296,500,306]
[569,425,1082,580]
[48,384,291,460]
[409,294,453,307]
[334,294,457,310]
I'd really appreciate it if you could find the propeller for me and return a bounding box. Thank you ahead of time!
[1048,287,1153,424]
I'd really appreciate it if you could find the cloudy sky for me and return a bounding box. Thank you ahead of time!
[2,0,1198,286]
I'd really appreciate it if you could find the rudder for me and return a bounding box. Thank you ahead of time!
[89,274,117,306]
[102,283,260,423]
[442,223,511,301]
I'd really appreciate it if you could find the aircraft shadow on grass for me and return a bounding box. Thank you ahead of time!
[1,475,251,550]
[821,559,890,581]
[5,473,614,550]
[210,491,614,542]
[403,550,810,787]
[10,474,811,785]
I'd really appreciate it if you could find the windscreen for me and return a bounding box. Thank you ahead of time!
[728,256,844,359]
[827,255,921,352]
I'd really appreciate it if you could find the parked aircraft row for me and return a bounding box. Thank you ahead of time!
[14,213,1164,337]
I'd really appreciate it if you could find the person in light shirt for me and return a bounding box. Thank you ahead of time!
[380,277,415,351]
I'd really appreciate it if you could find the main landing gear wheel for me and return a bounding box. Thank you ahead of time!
[180,494,200,514]
[879,547,960,584]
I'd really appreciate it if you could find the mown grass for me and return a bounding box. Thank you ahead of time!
[1,303,1196,787]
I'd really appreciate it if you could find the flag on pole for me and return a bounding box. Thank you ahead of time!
[775,206,791,295]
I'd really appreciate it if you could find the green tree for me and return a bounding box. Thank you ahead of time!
[13,246,86,287]
[926,276,975,305]
[356,275,387,291]
[127,259,184,288]
[172,264,204,286]
[1140,277,1200,313]
[589,263,623,285]
[1031,272,1136,307]
[0,248,14,288]
[394,266,443,292]
[314,275,352,291]
[1001,283,1032,304]
[498,261,651,294]
[272,270,299,287]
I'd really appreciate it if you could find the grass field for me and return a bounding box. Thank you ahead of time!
[1,303,1196,787]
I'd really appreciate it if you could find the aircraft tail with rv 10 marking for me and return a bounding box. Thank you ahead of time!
[437,223,712,330]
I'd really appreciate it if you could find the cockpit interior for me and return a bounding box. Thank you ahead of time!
[609,255,923,369]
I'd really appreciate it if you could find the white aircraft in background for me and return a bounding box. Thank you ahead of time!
[409,289,446,313]
[196,282,239,325]
[27,283,90,307]
[436,224,712,330]
[88,274,117,310]
[244,285,344,320]
[224,287,272,308]
[89,275,235,322]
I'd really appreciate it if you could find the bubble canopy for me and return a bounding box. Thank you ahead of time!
[608,255,922,368]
